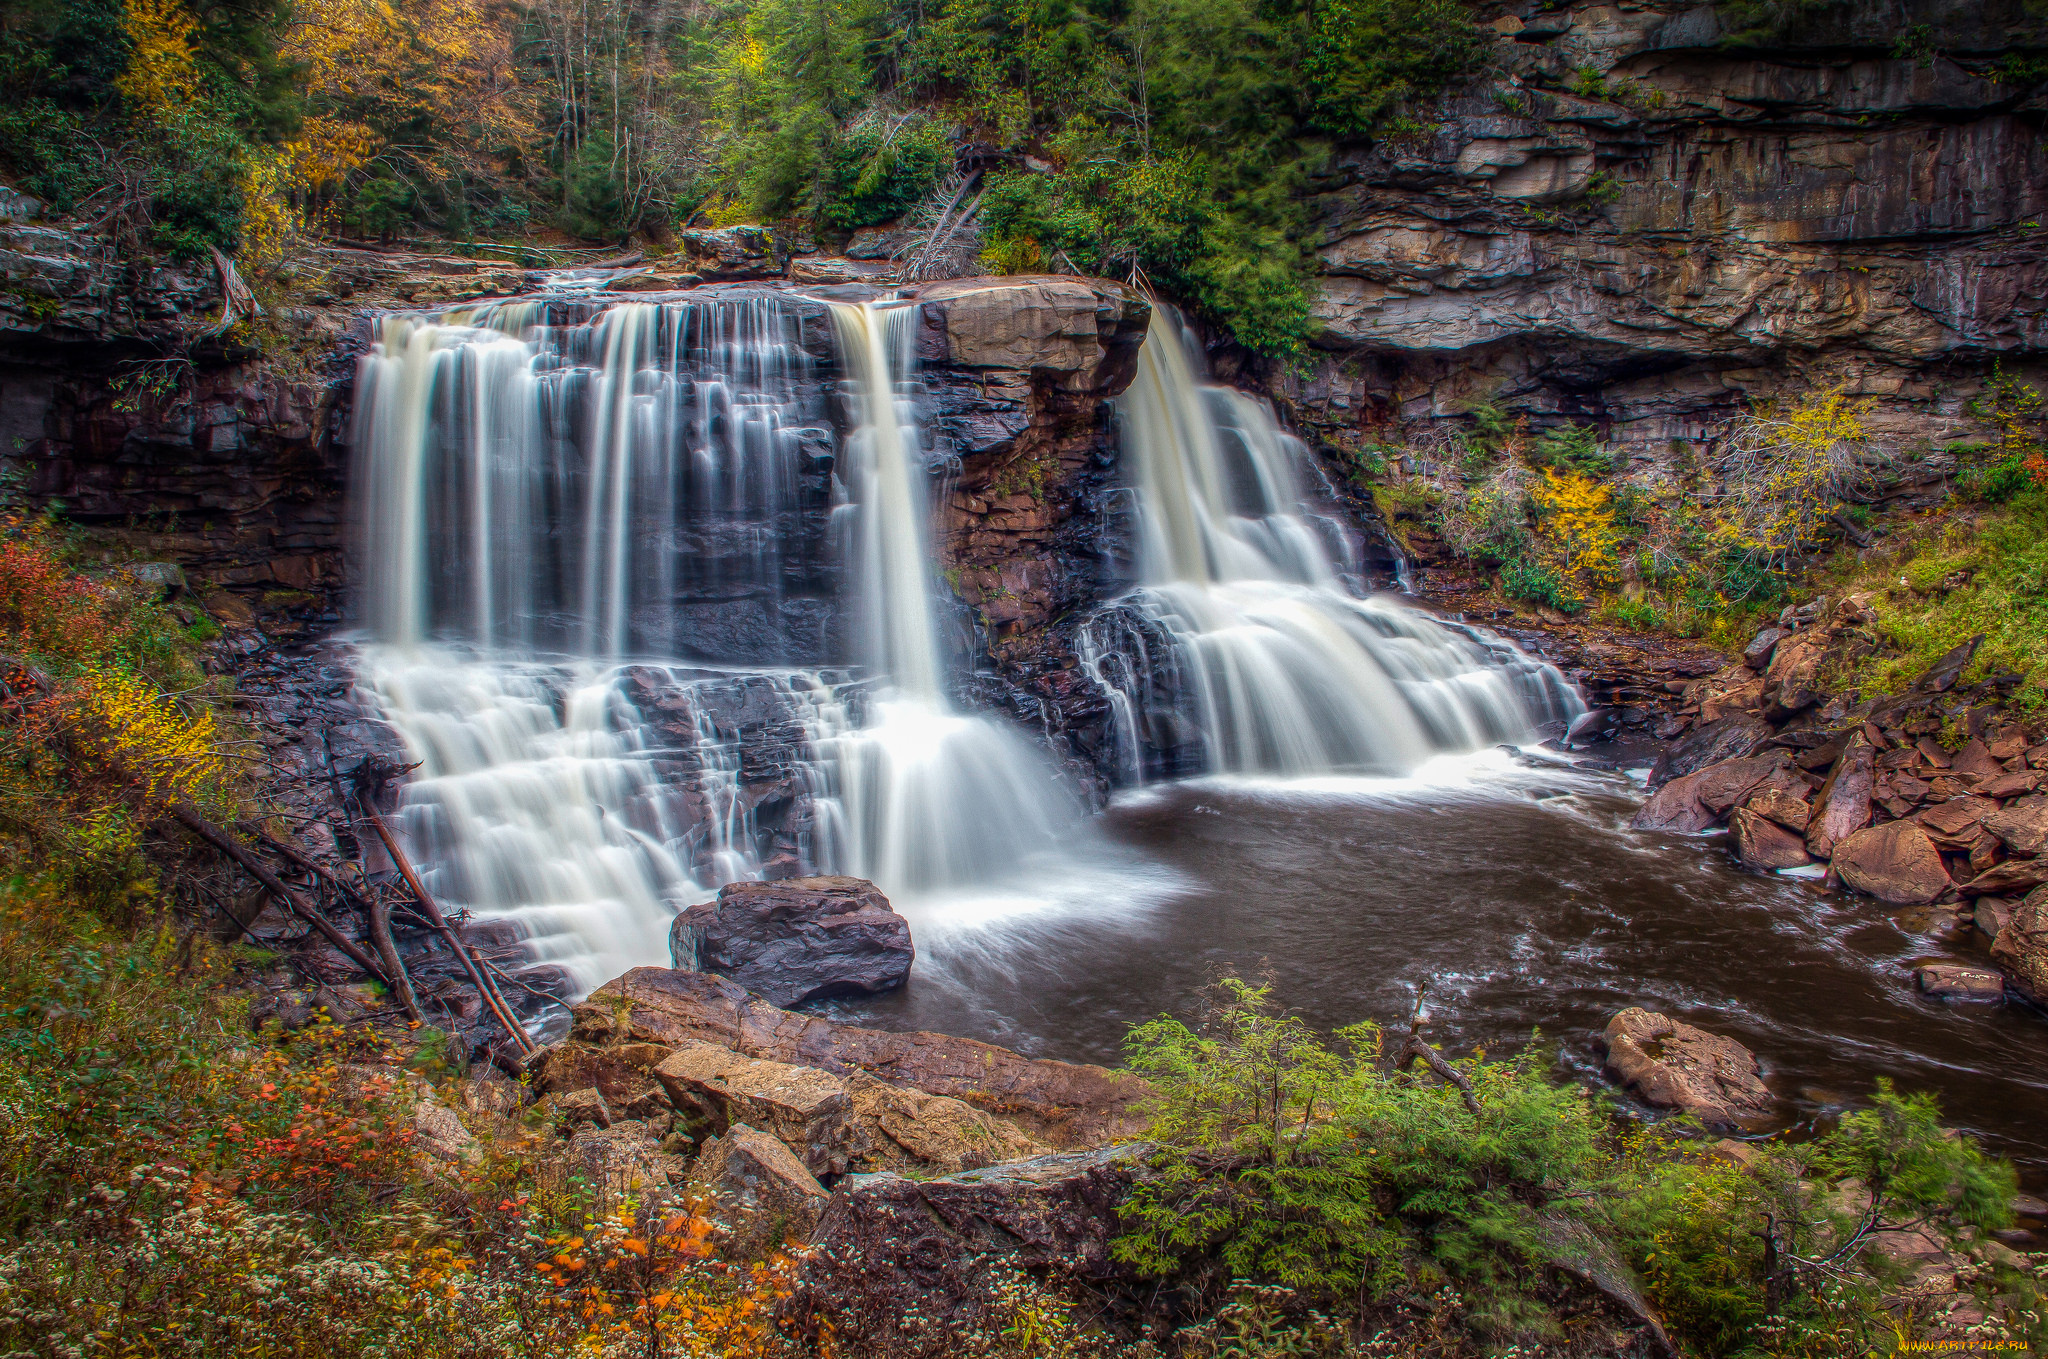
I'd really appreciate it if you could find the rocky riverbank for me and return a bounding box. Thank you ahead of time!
[1621,590,2048,1004]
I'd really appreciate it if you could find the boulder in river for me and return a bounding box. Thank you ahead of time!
[1990,886,2048,1005]
[1600,1008,1776,1131]
[1915,964,2004,1001]
[1833,821,1952,906]
[670,876,913,1008]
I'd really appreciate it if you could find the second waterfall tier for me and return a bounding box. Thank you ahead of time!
[1081,312,1580,783]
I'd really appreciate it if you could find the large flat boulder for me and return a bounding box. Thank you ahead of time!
[1600,1008,1776,1131]
[1833,821,1952,905]
[1990,886,2048,1004]
[574,968,1143,1148]
[654,1042,857,1175]
[913,276,1151,393]
[793,1147,1144,1348]
[670,876,913,1008]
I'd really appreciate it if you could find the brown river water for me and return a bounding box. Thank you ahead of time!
[819,751,2048,1185]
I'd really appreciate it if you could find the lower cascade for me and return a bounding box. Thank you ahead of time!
[347,291,1084,994]
[1082,312,1579,782]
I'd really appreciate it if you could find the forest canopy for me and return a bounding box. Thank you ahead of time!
[0,0,1486,352]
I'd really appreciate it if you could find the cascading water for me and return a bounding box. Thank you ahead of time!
[347,290,1084,998]
[1081,312,1579,782]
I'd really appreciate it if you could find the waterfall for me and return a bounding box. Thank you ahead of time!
[346,291,1085,998]
[1082,312,1579,781]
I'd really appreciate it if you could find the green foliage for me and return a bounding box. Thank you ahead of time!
[822,114,950,230]
[1499,554,1581,612]
[1117,980,2039,1356]
[1531,422,1617,476]
[1302,0,1484,139]
[1117,979,1609,1334]
[1714,0,1843,46]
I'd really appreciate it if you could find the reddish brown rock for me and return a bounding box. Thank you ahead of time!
[1915,738,1954,769]
[1983,795,2048,857]
[1762,633,1828,720]
[1742,784,1812,833]
[1807,737,1875,859]
[1732,808,1812,871]
[1915,964,2004,1001]
[1953,739,2007,781]
[1978,771,2044,800]
[1648,714,1772,788]
[1600,1008,1776,1131]
[1990,886,2048,1004]
[572,968,1142,1147]
[1632,769,1717,833]
[1960,857,2048,897]
[1833,821,1952,906]
[1695,754,1790,815]
[1917,796,2000,848]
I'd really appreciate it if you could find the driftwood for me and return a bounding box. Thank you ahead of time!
[170,801,392,989]
[1393,984,1481,1116]
[353,762,538,1056]
[202,248,260,337]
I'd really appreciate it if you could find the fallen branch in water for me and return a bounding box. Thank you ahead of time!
[1394,983,1481,1116]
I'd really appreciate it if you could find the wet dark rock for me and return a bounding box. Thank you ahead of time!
[1833,821,1952,906]
[1915,964,2004,1001]
[669,876,912,1008]
[1649,714,1772,788]
[1600,1007,1776,1131]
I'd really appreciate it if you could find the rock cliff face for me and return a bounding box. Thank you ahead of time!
[1284,0,2048,483]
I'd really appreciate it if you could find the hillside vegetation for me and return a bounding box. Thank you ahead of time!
[0,0,1483,351]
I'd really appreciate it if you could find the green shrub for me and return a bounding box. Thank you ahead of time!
[821,115,950,231]
[1499,555,1580,611]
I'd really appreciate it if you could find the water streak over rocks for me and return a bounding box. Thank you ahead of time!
[1080,311,1578,783]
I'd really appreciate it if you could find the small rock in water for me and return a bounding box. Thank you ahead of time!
[1915,964,2003,1001]
[1600,1007,1777,1131]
